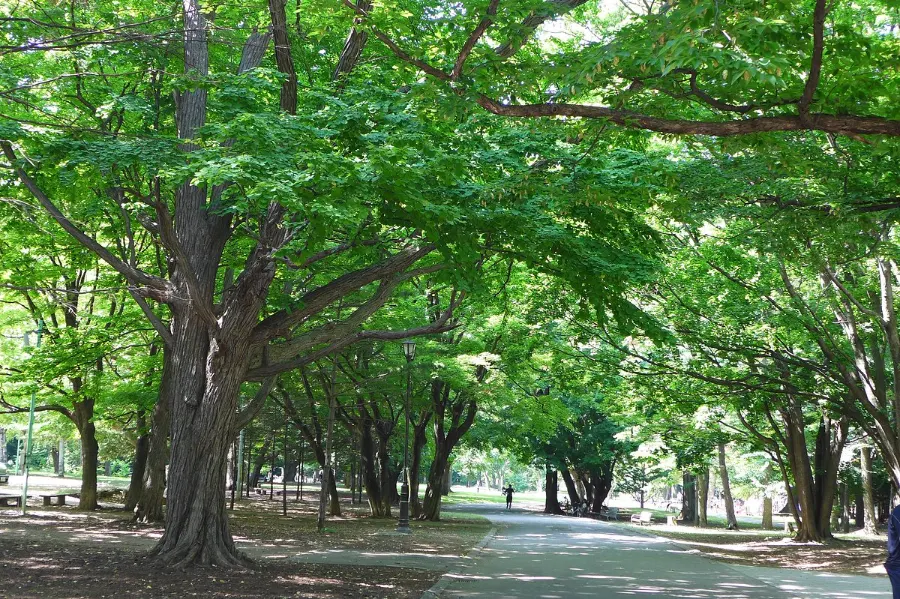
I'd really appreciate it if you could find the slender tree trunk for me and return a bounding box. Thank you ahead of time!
[250,436,273,489]
[560,468,581,507]
[840,482,850,533]
[697,467,709,527]
[375,423,395,516]
[137,353,173,523]
[409,412,429,518]
[125,412,151,512]
[861,445,878,535]
[51,445,60,473]
[441,462,452,496]
[58,439,65,476]
[718,443,739,530]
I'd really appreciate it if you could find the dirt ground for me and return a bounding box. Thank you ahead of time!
[0,536,437,598]
[644,526,887,575]
[0,493,490,598]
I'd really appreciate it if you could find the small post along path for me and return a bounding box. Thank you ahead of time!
[433,503,891,599]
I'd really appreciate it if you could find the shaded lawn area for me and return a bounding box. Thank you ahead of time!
[634,523,887,575]
[0,537,436,598]
[229,494,491,555]
[0,494,491,598]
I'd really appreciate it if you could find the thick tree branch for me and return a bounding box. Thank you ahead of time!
[128,288,174,347]
[251,244,435,343]
[452,0,501,81]
[799,0,829,120]
[233,376,278,433]
[0,141,174,298]
[246,297,460,380]
[268,0,298,114]
[493,0,590,59]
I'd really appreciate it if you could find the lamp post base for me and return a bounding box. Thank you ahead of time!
[397,482,411,534]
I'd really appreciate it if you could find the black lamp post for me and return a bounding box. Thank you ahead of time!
[397,339,415,533]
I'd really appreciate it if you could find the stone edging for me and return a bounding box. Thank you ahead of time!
[420,526,497,598]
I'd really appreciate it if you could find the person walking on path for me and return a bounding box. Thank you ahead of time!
[888,503,900,598]
[503,485,514,510]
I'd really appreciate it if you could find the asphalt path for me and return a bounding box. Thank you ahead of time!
[436,503,892,599]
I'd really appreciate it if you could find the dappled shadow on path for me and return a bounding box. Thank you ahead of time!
[440,508,890,599]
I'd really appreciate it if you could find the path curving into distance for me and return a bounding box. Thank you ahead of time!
[435,503,891,599]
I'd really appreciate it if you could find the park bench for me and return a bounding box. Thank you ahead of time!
[38,493,67,506]
[0,494,21,508]
[631,511,653,526]
[0,474,8,485]
[597,507,619,521]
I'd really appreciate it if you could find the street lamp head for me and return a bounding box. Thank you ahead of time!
[401,339,416,362]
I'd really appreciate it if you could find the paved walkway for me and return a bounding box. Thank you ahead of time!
[435,504,892,599]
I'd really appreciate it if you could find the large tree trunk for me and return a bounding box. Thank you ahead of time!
[589,462,614,513]
[861,445,878,535]
[544,466,563,514]
[421,451,449,521]
[697,467,709,527]
[125,411,151,512]
[149,311,252,567]
[73,400,98,510]
[718,443,739,530]
[360,421,388,517]
[681,472,696,523]
[762,497,773,529]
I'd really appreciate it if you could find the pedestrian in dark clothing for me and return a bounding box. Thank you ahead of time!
[887,503,900,598]
[504,485,514,510]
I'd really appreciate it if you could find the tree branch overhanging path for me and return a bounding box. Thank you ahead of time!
[346,0,900,138]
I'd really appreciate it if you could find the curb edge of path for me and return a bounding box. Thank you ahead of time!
[420,526,497,599]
